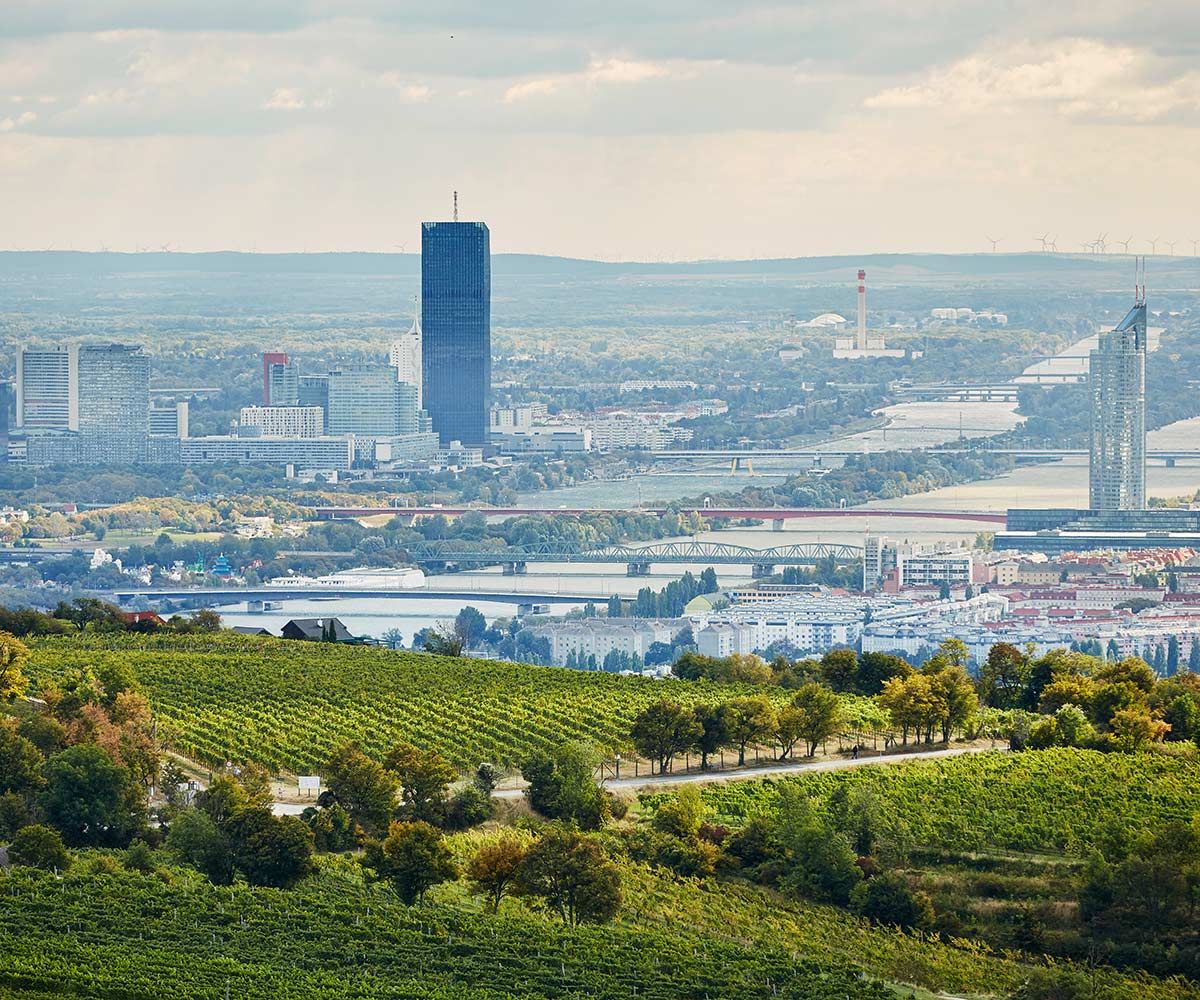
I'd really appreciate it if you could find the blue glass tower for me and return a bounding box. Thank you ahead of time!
[421,220,490,446]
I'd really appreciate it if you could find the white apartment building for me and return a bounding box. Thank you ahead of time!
[239,405,325,438]
[492,427,592,454]
[528,619,678,665]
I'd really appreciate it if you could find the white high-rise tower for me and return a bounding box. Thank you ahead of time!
[389,295,422,408]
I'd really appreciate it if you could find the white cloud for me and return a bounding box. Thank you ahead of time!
[263,87,306,110]
[865,39,1200,122]
[0,109,36,130]
[503,78,558,103]
[586,57,669,84]
[376,74,432,103]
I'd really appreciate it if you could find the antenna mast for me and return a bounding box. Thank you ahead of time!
[453,191,458,222]
[1135,254,1146,305]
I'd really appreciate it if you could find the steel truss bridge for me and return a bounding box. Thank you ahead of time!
[406,540,863,577]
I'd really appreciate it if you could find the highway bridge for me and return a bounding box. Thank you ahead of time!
[310,505,1009,525]
[109,587,606,607]
[405,539,863,577]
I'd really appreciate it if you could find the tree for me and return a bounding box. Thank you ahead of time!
[1163,695,1200,743]
[819,648,859,693]
[850,872,934,929]
[979,643,1029,709]
[454,606,487,649]
[419,624,464,657]
[518,829,622,926]
[936,638,970,668]
[363,820,457,905]
[879,673,937,744]
[304,802,359,852]
[721,697,777,766]
[791,683,843,757]
[690,703,729,769]
[384,743,458,825]
[521,743,607,830]
[0,630,30,700]
[606,595,622,618]
[699,567,718,593]
[225,807,315,888]
[0,721,43,795]
[630,700,702,774]
[1168,635,1181,676]
[468,838,527,912]
[323,743,399,836]
[9,824,71,872]
[652,785,706,840]
[41,743,144,847]
[167,808,234,883]
[774,788,861,904]
[857,652,911,696]
[1110,707,1167,752]
[773,705,805,760]
[929,666,979,743]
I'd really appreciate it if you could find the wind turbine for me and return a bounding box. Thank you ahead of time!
[1166,240,1178,256]
[1149,237,1160,255]
[1080,240,1096,254]
[985,235,1002,253]
[1117,236,1133,254]
[1047,237,1058,252]
[1094,233,1108,254]
[1191,239,1200,256]
[1036,233,1050,252]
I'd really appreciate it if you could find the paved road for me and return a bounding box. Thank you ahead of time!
[492,743,1000,800]
[267,744,1001,815]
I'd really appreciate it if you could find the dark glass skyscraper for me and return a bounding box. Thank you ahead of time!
[421,220,490,446]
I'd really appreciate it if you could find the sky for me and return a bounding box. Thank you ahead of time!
[2,1,1199,259]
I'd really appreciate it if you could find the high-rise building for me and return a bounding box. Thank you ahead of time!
[298,374,329,415]
[16,346,78,430]
[421,217,490,446]
[327,365,420,438]
[77,343,150,464]
[1089,292,1147,511]
[390,296,422,407]
[149,401,189,438]
[263,352,299,406]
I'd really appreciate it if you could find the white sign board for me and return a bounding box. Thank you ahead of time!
[297,775,321,796]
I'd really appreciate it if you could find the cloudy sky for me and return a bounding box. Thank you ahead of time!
[2,1,1199,259]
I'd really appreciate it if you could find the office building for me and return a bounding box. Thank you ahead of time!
[491,427,592,454]
[16,347,77,430]
[0,382,10,464]
[1089,291,1147,510]
[179,435,356,470]
[390,298,422,407]
[239,405,324,438]
[263,353,300,406]
[298,374,329,414]
[76,344,150,464]
[327,366,420,438]
[422,216,490,446]
[149,401,189,438]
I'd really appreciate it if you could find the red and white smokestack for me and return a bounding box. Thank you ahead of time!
[856,269,867,349]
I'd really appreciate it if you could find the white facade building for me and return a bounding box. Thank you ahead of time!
[239,405,325,438]
[389,299,422,407]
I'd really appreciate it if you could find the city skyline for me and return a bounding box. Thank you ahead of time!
[2,3,1200,258]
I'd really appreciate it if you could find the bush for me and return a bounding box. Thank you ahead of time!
[849,871,934,930]
[123,839,157,873]
[0,791,29,839]
[9,824,71,871]
[443,785,494,831]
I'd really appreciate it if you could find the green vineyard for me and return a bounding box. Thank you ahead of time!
[25,633,883,772]
[0,865,891,1000]
[659,747,1200,854]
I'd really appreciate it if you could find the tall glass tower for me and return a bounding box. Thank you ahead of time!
[421,219,490,446]
[1089,294,1147,510]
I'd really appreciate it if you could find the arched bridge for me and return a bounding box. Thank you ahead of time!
[406,540,862,577]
